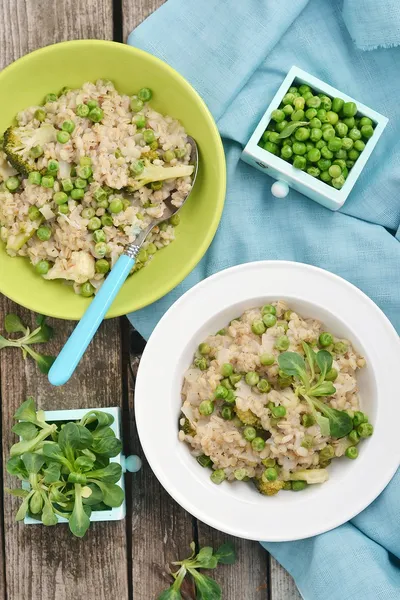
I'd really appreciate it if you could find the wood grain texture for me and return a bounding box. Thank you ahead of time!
[270,557,302,600]
[122,0,166,41]
[125,344,195,600]
[197,526,269,599]
[0,297,128,600]
[0,0,113,71]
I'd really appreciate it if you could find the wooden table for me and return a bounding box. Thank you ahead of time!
[0,2,301,598]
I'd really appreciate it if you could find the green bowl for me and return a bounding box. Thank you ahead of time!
[0,40,226,320]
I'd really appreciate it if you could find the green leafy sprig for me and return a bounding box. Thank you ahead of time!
[0,313,55,374]
[278,342,353,438]
[158,542,236,600]
[6,398,124,538]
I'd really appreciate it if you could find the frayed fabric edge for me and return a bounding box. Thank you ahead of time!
[355,40,400,51]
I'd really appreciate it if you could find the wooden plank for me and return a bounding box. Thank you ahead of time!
[270,557,302,600]
[122,0,166,41]
[0,0,113,71]
[124,328,195,600]
[0,2,127,599]
[196,527,269,599]
[0,298,129,600]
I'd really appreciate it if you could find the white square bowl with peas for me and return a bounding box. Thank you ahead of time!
[241,66,388,211]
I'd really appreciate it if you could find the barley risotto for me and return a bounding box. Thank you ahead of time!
[179,301,373,496]
[0,80,194,297]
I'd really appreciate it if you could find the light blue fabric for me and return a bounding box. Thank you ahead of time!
[343,0,400,50]
[127,1,400,598]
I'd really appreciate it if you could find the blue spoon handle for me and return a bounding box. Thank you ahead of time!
[48,253,135,386]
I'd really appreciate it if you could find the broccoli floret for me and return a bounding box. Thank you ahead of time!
[127,160,194,191]
[234,407,261,427]
[255,478,284,496]
[3,124,57,176]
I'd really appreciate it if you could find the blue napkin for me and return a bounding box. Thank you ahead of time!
[127,1,400,598]
[343,0,400,51]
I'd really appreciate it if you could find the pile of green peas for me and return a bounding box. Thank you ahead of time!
[259,83,375,189]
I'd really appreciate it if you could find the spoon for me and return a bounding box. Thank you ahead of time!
[48,136,198,386]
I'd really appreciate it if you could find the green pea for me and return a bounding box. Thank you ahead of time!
[62,120,75,134]
[305,108,317,120]
[260,353,275,366]
[275,335,289,351]
[348,149,360,161]
[283,104,294,116]
[257,378,271,393]
[293,97,305,110]
[133,114,146,129]
[281,145,293,160]
[320,170,332,183]
[307,148,321,163]
[299,84,311,95]
[361,124,373,139]
[130,96,144,112]
[343,102,357,117]
[275,120,288,133]
[319,332,333,347]
[137,87,152,102]
[61,178,73,193]
[272,405,286,418]
[76,104,90,117]
[87,217,101,231]
[295,127,310,142]
[292,480,307,491]
[36,226,51,241]
[90,230,105,246]
[346,160,355,169]
[28,206,42,221]
[305,142,314,153]
[220,363,233,378]
[89,107,104,123]
[27,172,40,189]
[349,128,361,141]
[81,282,95,297]
[53,191,68,205]
[262,314,276,329]
[293,142,306,155]
[345,446,359,459]
[264,141,279,155]
[333,341,348,354]
[143,129,155,144]
[348,430,360,445]
[291,109,305,122]
[332,175,345,189]
[77,165,92,179]
[229,373,242,386]
[317,108,327,122]
[163,149,176,163]
[263,467,278,482]
[306,96,321,109]
[271,109,285,123]
[5,176,19,192]
[221,405,233,420]
[34,108,46,122]
[353,411,367,427]
[307,167,320,178]
[198,342,211,355]
[301,414,316,428]
[317,159,331,172]
[44,93,57,103]
[57,131,70,144]
[268,132,280,143]
[261,131,271,143]
[81,207,95,219]
[310,117,322,129]
[321,146,334,160]
[74,178,86,190]
[210,469,225,485]
[293,155,307,170]
[36,260,50,275]
[109,199,124,214]
[245,372,260,387]
[328,165,341,179]
[199,400,214,416]
[354,140,365,152]
[331,97,344,113]
[319,96,332,110]
[262,304,276,316]
[225,389,236,404]
[315,140,327,150]
[101,214,113,227]
[325,368,338,382]
[335,149,347,160]
[333,159,347,170]
[252,437,265,452]
[357,423,373,438]
[86,100,98,110]
[282,93,295,105]
[71,188,84,200]
[319,445,335,461]
[243,426,257,442]
[41,175,54,189]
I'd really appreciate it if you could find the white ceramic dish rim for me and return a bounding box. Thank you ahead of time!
[135,261,400,541]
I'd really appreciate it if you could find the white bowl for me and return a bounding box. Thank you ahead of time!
[135,261,400,541]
